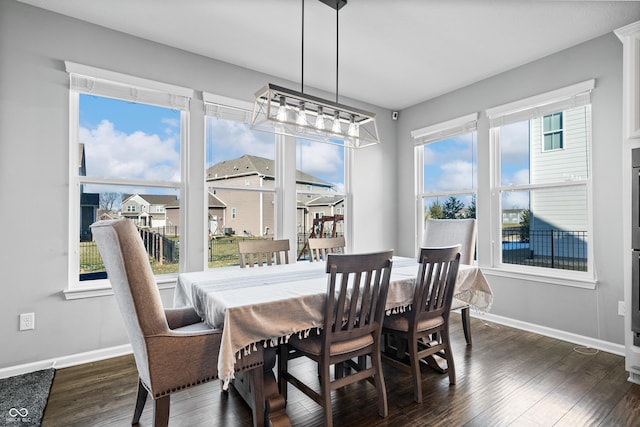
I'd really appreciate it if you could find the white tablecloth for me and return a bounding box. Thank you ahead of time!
[174,256,492,382]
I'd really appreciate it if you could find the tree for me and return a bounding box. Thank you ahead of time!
[426,201,444,220]
[468,195,476,219]
[100,192,120,213]
[519,208,530,242]
[443,196,465,219]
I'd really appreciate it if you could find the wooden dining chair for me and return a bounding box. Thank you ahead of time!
[278,250,393,427]
[91,219,265,427]
[238,239,290,268]
[382,245,461,403]
[423,218,477,345]
[307,236,346,262]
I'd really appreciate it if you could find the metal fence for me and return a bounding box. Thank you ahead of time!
[502,228,587,271]
[79,226,178,280]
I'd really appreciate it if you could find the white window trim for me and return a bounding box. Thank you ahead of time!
[413,113,479,257]
[66,62,191,296]
[488,81,596,286]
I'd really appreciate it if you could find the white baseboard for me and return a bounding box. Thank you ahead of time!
[0,312,626,379]
[471,311,625,356]
[0,344,132,379]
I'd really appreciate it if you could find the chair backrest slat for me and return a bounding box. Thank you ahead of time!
[413,246,461,325]
[322,251,393,350]
[238,239,290,268]
[308,236,346,262]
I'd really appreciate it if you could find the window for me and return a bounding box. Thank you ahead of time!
[296,139,347,255]
[543,112,563,150]
[488,80,594,281]
[66,62,191,287]
[204,93,277,267]
[413,113,478,255]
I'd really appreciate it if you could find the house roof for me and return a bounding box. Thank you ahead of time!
[206,154,333,188]
[306,195,345,207]
[122,194,178,206]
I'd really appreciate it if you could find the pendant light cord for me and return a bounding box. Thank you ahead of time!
[301,0,304,93]
[336,4,339,104]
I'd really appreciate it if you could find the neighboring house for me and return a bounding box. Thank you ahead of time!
[528,106,590,259]
[206,154,341,237]
[165,192,226,236]
[121,194,177,228]
[502,208,524,225]
[78,143,100,241]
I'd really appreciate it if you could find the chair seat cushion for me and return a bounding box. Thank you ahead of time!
[289,333,374,356]
[172,321,214,333]
[383,313,444,333]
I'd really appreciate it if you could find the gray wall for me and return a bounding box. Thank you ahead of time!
[0,0,395,369]
[395,32,627,345]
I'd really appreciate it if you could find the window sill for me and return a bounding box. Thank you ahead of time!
[63,275,178,300]
[481,266,597,289]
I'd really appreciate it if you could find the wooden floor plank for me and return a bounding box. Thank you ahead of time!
[41,317,640,426]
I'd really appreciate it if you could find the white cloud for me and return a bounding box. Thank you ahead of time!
[81,120,180,182]
[437,160,474,190]
[296,141,343,183]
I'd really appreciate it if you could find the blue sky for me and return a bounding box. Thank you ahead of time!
[422,122,530,210]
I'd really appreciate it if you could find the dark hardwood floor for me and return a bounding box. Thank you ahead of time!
[42,316,640,426]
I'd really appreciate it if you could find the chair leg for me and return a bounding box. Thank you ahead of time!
[321,362,333,427]
[277,344,288,402]
[152,396,170,427]
[461,307,472,346]
[408,338,422,403]
[442,329,456,385]
[132,378,148,424]
[371,348,388,417]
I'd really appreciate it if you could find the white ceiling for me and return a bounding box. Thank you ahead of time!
[16,0,640,110]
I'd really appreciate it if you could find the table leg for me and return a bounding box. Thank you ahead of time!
[233,347,291,427]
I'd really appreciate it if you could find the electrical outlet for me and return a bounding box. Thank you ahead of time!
[19,312,35,331]
[618,301,625,317]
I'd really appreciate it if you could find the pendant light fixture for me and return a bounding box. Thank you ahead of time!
[250,0,380,149]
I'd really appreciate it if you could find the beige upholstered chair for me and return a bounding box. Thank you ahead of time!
[307,236,346,262]
[382,245,461,403]
[422,218,477,345]
[238,239,290,268]
[278,250,393,427]
[91,219,264,427]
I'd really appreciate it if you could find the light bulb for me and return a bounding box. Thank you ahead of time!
[297,101,307,126]
[276,97,287,121]
[332,111,342,133]
[348,115,358,137]
[315,106,325,130]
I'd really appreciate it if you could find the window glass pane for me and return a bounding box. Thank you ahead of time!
[501,187,587,271]
[205,117,275,189]
[422,194,476,221]
[501,106,588,186]
[205,116,276,268]
[77,93,182,284]
[423,132,477,192]
[296,140,346,259]
[79,94,181,181]
[80,184,180,280]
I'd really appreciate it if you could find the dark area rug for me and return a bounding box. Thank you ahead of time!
[0,369,55,427]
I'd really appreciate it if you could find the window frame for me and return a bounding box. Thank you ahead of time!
[65,61,192,294]
[487,80,596,287]
[542,112,564,151]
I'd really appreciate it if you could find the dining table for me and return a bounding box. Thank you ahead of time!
[173,255,493,425]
